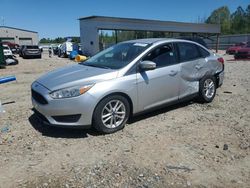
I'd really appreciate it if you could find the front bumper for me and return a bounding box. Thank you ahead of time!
[217,71,224,87]
[31,82,97,127]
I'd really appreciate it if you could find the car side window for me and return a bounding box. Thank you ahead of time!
[142,43,177,68]
[177,42,200,62]
[198,46,210,58]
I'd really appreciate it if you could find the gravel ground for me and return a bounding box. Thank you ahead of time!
[0,52,249,188]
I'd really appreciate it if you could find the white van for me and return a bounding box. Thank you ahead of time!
[59,42,73,57]
[3,45,13,57]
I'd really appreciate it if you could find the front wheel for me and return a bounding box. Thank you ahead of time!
[93,95,130,134]
[198,76,216,103]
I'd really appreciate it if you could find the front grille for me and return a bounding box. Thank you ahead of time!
[52,114,81,123]
[32,89,48,104]
[33,109,50,124]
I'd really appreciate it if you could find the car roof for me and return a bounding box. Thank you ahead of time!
[122,38,199,45]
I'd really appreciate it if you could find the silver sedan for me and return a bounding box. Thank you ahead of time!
[31,38,224,133]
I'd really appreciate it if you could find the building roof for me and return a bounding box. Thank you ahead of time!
[0,26,38,33]
[79,15,220,34]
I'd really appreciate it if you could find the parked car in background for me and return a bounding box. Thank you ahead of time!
[52,44,60,55]
[31,38,224,134]
[19,45,25,57]
[57,44,62,57]
[69,43,83,59]
[3,45,13,57]
[39,46,43,53]
[20,45,41,59]
[59,42,73,57]
[226,42,246,55]
[2,42,19,54]
[234,42,250,59]
[3,44,18,65]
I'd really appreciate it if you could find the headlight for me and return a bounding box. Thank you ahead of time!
[50,84,94,99]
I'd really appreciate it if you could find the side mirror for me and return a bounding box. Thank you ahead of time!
[139,61,156,71]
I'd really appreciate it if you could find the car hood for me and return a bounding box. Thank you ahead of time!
[36,64,118,91]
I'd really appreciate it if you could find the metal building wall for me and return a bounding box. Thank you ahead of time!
[79,16,220,56]
[0,27,39,45]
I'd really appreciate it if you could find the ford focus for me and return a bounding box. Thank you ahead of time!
[31,38,224,133]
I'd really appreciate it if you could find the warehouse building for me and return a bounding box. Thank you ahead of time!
[79,16,220,56]
[0,26,39,45]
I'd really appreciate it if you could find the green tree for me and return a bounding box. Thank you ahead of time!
[245,5,250,33]
[206,6,231,34]
[71,37,80,43]
[231,6,246,34]
[54,37,66,43]
[39,38,49,43]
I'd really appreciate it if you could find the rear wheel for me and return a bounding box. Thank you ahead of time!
[198,76,216,103]
[93,95,130,134]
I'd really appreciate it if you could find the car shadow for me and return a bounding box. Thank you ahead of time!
[28,113,100,139]
[29,100,194,138]
[128,100,193,124]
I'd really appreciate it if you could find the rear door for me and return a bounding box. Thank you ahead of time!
[176,42,206,98]
[137,43,180,111]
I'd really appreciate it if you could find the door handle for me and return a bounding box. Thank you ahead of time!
[195,65,203,70]
[169,70,178,76]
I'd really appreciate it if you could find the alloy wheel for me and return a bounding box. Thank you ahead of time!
[203,79,215,99]
[101,100,126,129]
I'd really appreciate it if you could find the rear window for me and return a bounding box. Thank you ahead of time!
[177,42,200,62]
[198,46,210,58]
[26,46,39,49]
[3,46,9,50]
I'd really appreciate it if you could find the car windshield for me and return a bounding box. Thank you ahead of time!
[81,42,150,69]
[3,46,9,50]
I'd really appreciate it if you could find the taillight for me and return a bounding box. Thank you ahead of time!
[217,57,224,64]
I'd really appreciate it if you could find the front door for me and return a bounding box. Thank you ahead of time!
[137,43,180,111]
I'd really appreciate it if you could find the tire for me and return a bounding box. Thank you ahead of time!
[198,76,216,103]
[93,95,130,134]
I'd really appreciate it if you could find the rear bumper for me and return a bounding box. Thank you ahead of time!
[24,52,41,57]
[216,71,224,88]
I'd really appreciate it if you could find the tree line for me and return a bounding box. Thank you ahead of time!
[39,37,80,44]
[206,4,250,34]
